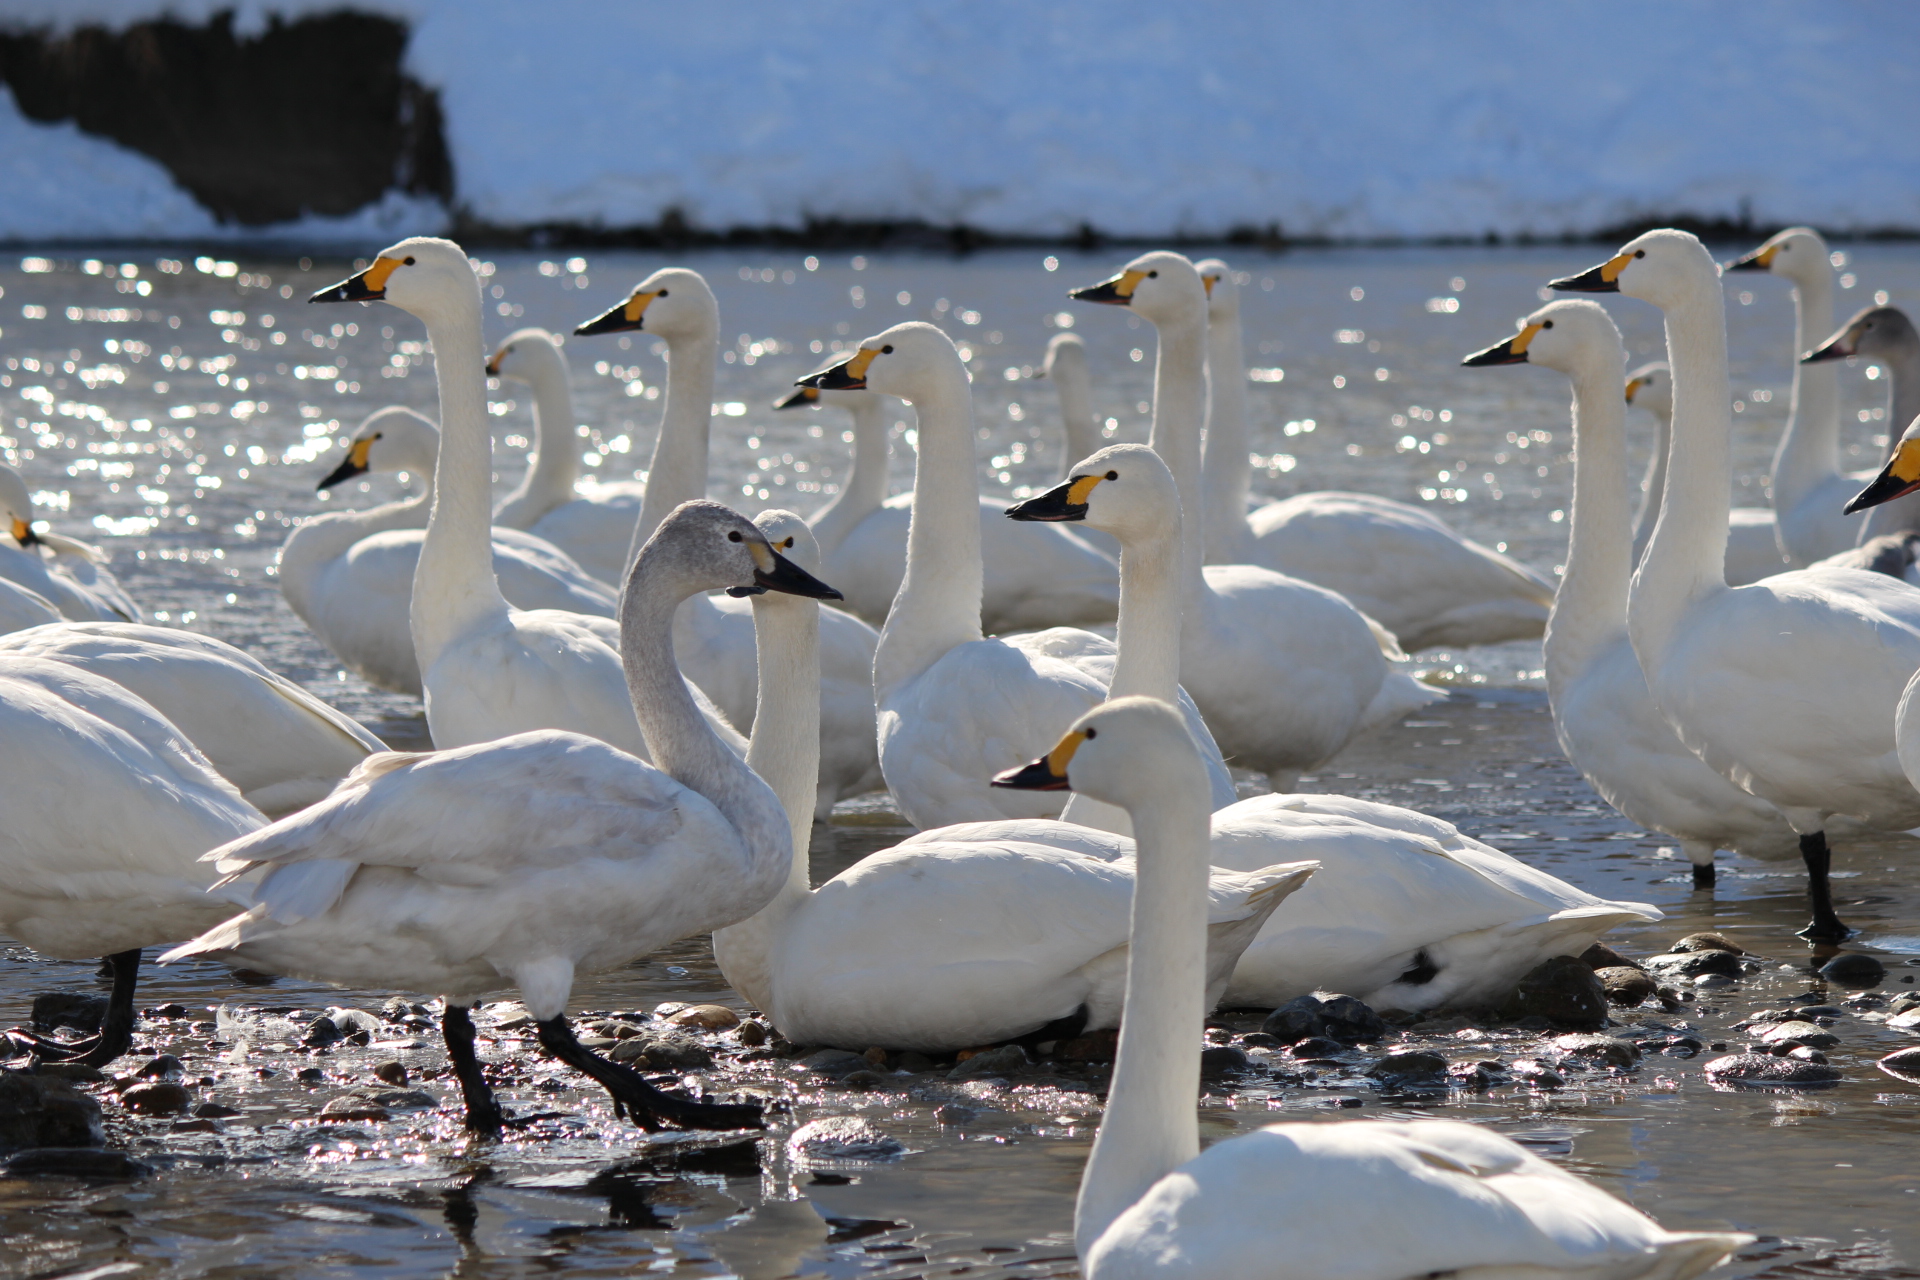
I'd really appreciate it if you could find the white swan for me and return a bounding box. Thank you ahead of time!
[162,501,839,1134]
[309,240,743,756]
[0,464,140,622]
[1191,259,1555,650]
[0,621,384,817]
[0,657,262,1066]
[1073,252,1440,788]
[799,322,1228,829]
[771,380,1124,633]
[997,699,1751,1280]
[574,270,883,813]
[1625,362,1788,586]
[1725,227,1866,566]
[278,405,620,697]
[1555,229,1920,942]
[1465,303,1797,888]
[1805,305,1920,580]
[487,326,646,584]
[0,577,59,635]
[1038,331,1105,479]
[712,521,1309,1052]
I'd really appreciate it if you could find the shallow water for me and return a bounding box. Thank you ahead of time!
[3,243,1920,1278]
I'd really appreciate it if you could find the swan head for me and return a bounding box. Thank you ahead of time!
[1194,258,1241,321]
[992,695,1206,809]
[637,500,842,602]
[575,268,718,341]
[486,327,567,383]
[1006,442,1179,546]
[311,237,478,323]
[1804,305,1917,367]
[1548,229,1718,309]
[1036,330,1086,380]
[1461,299,1622,382]
[797,322,965,404]
[1845,414,1920,515]
[1724,226,1829,286]
[1625,362,1672,416]
[0,463,42,548]
[1070,250,1206,328]
[317,406,439,491]
[745,510,832,617]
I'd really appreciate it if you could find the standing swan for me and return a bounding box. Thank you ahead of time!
[1465,304,1796,888]
[163,501,839,1134]
[1555,230,1920,942]
[0,464,140,622]
[1037,331,1105,481]
[1805,306,1920,580]
[994,698,1749,1280]
[1192,259,1555,650]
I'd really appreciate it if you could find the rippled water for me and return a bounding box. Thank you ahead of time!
[3,243,1919,1278]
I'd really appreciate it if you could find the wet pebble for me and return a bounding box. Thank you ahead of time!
[948,1044,1027,1081]
[1759,1021,1839,1050]
[295,1068,324,1084]
[120,1081,191,1115]
[146,1003,190,1020]
[191,1101,240,1118]
[372,1061,409,1086]
[1877,1046,1920,1082]
[667,1004,741,1031]
[1596,966,1658,1007]
[1287,1036,1348,1061]
[1,1148,148,1180]
[134,1055,183,1080]
[1508,1059,1564,1089]
[895,1051,937,1073]
[1366,1050,1447,1085]
[1199,1046,1250,1077]
[795,1049,872,1080]
[318,1097,389,1122]
[1057,1030,1117,1063]
[736,1020,768,1047]
[1702,1053,1842,1086]
[1318,996,1387,1045]
[1502,956,1607,1029]
[1260,996,1327,1044]
[29,992,105,1035]
[325,1007,384,1037]
[1671,932,1745,954]
[612,1039,713,1070]
[1819,954,1887,988]
[1448,1059,1502,1089]
[934,1103,978,1126]
[0,1072,101,1148]
[788,1115,905,1163]
[300,1017,341,1048]
[30,1063,103,1083]
[1642,949,1743,980]
[1552,1033,1639,1069]
[1580,942,1642,971]
[1889,1008,1920,1032]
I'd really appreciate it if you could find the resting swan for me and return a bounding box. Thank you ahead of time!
[1,658,262,1066]
[1038,331,1105,480]
[1466,304,1797,888]
[162,501,839,1134]
[713,521,1307,1052]
[0,621,385,817]
[1555,229,1920,943]
[997,700,1751,1280]
[800,322,1226,829]
[309,240,743,757]
[0,464,140,622]
[770,380,1123,633]
[1192,259,1555,650]
[1626,363,1788,585]
[486,327,646,585]
[1073,252,1440,788]
[1806,305,1920,581]
[0,578,59,635]
[575,270,883,813]
[278,405,619,697]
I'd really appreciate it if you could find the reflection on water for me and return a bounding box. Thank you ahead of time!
[2,246,1919,1277]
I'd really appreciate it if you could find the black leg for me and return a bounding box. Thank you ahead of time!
[534,1015,762,1132]
[12,950,143,1067]
[1691,862,1716,890]
[443,1004,506,1138]
[1796,831,1852,944]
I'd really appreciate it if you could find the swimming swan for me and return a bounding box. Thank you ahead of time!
[162,501,839,1133]
[1465,304,1797,888]
[0,464,140,622]
[1192,259,1556,650]
[1555,229,1920,943]
[278,405,620,697]
[999,699,1751,1280]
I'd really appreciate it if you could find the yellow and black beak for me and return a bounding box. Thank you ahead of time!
[1802,324,1860,365]
[1625,375,1647,403]
[575,289,659,336]
[1724,243,1779,273]
[1070,268,1148,306]
[774,386,820,410]
[1845,441,1920,514]
[311,255,403,304]
[1462,323,1541,368]
[318,437,375,490]
[1549,253,1633,294]
[726,538,845,600]
[11,517,40,547]
[800,346,881,392]
[991,729,1086,792]
[1006,473,1100,522]
[485,348,507,377]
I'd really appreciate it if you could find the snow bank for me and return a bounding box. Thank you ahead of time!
[5,0,1917,242]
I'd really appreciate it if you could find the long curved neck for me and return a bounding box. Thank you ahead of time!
[494,360,580,528]
[874,373,986,699]
[710,589,821,1014]
[1631,285,1731,665]
[1054,360,1101,480]
[809,398,890,556]
[1201,310,1254,563]
[1630,406,1670,560]
[1074,771,1207,1259]
[1546,361,1632,695]
[412,296,510,664]
[1148,315,1208,614]
[1859,345,1920,539]
[627,334,717,572]
[279,483,432,610]
[1769,267,1841,520]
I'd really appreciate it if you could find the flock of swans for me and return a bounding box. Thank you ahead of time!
[5,223,1914,1276]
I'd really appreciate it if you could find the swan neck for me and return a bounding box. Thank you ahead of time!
[496,360,580,527]
[1630,406,1670,559]
[1547,363,1633,695]
[809,398,890,556]
[628,336,716,571]
[1054,361,1101,480]
[1148,316,1208,610]
[1769,268,1841,525]
[1201,312,1254,563]
[279,488,430,609]
[874,373,985,699]
[1858,349,1920,539]
[1074,767,1208,1258]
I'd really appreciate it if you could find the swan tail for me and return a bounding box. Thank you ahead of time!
[1357,611,1409,661]
[254,857,359,924]
[36,531,109,563]
[159,904,273,963]
[1634,1234,1757,1280]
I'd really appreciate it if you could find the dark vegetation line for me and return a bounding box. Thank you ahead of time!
[0,11,1912,254]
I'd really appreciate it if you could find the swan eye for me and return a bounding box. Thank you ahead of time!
[403,256,415,265]
[374,431,384,439]
[1634,250,1645,259]
[657,289,669,297]
[1083,726,1098,739]
[881,344,893,354]
[780,537,794,549]
[1541,320,1553,329]
[1146,270,1158,278]
[1105,470,1118,480]
[727,530,743,542]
